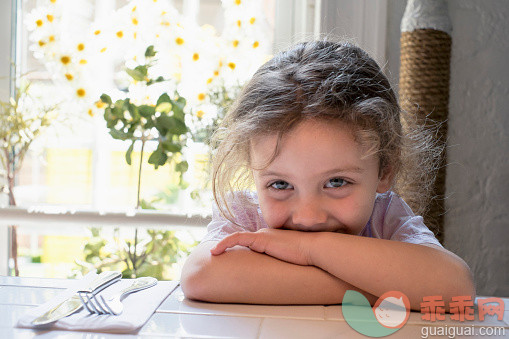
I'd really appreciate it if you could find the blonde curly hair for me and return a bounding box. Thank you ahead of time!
[211,40,443,230]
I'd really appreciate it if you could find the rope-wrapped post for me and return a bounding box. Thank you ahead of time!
[399,0,452,242]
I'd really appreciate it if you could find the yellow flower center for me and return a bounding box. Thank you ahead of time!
[213,70,219,76]
[77,43,85,51]
[206,78,213,84]
[50,0,57,3]
[235,0,241,5]
[193,53,199,61]
[60,56,71,64]
[65,73,73,81]
[36,19,43,27]
[196,110,205,118]
[47,14,54,22]
[94,30,101,35]
[197,93,206,101]
[236,20,241,28]
[87,109,94,117]
[95,101,106,109]
[100,47,107,53]
[132,18,138,25]
[49,35,55,42]
[133,32,137,39]
[233,40,239,47]
[253,41,259,48]
[228,62,236,70]
[38,40,46,47]
[132,6,137,12]
[116,31,124,38]
[79,59,87,64]
[250,17,256,24]
[77,88,86,97]
[176,37,184,45]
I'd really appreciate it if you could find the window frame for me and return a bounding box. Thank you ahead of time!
[0,0,388,276]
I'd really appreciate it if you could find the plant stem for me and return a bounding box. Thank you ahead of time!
[4,147,19,276]
[133,228,138,277]
[132,136,146,277]
[136,138,145,209]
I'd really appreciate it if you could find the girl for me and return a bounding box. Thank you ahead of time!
[181,41,474,311]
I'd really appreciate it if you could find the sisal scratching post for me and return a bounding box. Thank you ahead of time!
[399,0,452,242]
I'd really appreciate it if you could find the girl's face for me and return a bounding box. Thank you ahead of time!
[250,119,392,235]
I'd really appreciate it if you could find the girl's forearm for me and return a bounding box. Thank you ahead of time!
[309,233,475,310]
[181,241,378,305]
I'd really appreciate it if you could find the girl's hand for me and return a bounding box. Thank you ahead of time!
[210,228,317,266]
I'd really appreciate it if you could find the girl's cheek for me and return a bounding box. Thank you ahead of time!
[261,199,289,228]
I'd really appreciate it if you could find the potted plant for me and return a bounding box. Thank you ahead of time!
[0,77,59,275]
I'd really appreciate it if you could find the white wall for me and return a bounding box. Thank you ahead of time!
[386,0,509,297]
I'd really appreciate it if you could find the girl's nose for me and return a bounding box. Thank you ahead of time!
[291,196,328,228]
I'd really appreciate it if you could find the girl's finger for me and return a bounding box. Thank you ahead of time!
[210,233,256,255]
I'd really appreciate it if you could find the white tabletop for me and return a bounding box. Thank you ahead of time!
[1,276,508,338]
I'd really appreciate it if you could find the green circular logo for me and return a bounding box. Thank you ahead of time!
[342,290,410,337]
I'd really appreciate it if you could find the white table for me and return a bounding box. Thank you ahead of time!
[1,276,508,338]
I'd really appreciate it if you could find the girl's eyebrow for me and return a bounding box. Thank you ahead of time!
[322,167,365,175]
[259,167,365,178]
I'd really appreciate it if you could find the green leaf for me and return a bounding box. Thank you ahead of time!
[156,93,171,106]
[176,95,186,107]
[155,102,172,114]
[127,103,140,121]
[109,129,132,140]
[100,94,112,105]
[172,96,186,120]
[148,147,168,169]
[162,140,182,152]
[147,76,165,86]
[156,116,187,135]
[126,65,148,81]
[138,105,155,118]
[175,160,188,173]
[114,99,125,112]
[140,198,157,210]
[126,141,135,165]
[104,108,117,128]
[145,45,156,58]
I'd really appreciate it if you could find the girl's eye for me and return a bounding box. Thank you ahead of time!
[325,178,348,188]
[269,180,293,190]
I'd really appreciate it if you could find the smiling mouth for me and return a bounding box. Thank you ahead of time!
[280,225,350,234]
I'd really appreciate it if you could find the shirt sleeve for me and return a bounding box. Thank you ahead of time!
[374,192,443,247]
[389,215,443,247]
[199,192,263,243]
[199,203,250,243]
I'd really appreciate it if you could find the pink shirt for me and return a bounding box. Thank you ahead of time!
[201,191,442,247]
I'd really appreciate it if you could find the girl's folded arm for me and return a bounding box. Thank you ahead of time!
[180,241,378,305]
[309,233,476,311]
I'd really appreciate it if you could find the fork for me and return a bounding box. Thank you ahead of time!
[77,271,122,314]
[86,276,158,315]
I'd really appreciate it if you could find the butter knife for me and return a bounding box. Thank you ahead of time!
[31,271,122,325]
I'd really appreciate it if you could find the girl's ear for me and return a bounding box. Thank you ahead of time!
[376,166,393,193]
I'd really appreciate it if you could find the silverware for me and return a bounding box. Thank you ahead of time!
[84,277,157,315]
[31,271,122,325]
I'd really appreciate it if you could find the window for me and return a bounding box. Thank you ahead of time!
[1,0,277,278]
[14,0,276,212]
[1,0,388,278]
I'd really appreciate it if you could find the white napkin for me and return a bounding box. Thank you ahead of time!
[16,272,179,333]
